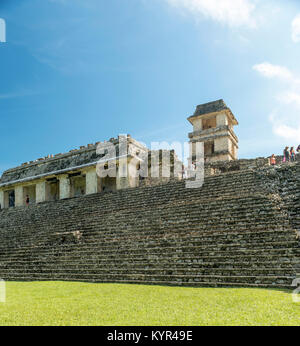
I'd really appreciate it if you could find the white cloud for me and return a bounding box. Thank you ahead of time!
[273,124,300,142]
[165,0,256,27]
[253,62,296,83]
[291,14,300,43]
[254,62,300,143]
[277,91,300,109]
[269,112,300,143]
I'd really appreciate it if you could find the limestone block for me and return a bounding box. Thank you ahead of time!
[214,137,230,152]
[117,158,129,190]
[216,112,228,126]
[208,154,231,162]
[59,175,71,199]
[36,181,49,203]
[3,191,9,208]
[128,160,139,188]
[85,169,99,195]
[192,118,203,131]
[0,190,4,209]
[15,186,24,207]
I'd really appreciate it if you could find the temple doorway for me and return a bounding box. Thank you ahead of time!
[47,178,60,201]
[101,177,116,193]
[23,185,36,204]
[4,190,15,208]
[70,173,86,197]
[204,141,215,156]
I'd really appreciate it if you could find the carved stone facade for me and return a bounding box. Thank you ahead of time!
[0,135,149,209]
[0,135,183,209]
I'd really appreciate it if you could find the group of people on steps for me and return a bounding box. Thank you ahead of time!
[270,145,300,165]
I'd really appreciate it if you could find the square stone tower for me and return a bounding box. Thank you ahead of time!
[188,99,239,163]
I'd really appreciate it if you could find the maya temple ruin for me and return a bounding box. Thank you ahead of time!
[0,99,299,288]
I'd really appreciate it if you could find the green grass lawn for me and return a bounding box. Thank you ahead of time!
[0,282,299,326]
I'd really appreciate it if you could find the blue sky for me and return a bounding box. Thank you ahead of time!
[0,0,300,173]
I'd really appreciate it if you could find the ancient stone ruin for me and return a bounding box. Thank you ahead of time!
[0,100,299,288]
[188,99,239,162]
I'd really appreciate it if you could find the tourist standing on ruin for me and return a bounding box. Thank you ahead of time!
[270,154,276,166]
[290,147,296,162]
[283,147,290,163]
[25,195,30,206]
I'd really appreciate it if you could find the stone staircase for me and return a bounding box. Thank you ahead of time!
[0,164,299,288]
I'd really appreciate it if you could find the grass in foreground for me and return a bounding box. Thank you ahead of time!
[0,282,299,326]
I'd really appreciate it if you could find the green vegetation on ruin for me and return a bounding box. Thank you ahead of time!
[0,282,299,326]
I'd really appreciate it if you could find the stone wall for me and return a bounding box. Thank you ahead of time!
[204,157,269,176]
[204,156,300,177]
[0,163,299,288]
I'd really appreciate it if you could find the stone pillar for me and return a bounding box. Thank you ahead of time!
[59,175,71,199]
[128,159,139,188]
[192,118,203,131]
[0,190,4,209]
[15,186,24,207]
[36,180,49,204]
[4,191,9,208]
[216,112,228,126]
[116,157,129,190]
[85,168,99,195]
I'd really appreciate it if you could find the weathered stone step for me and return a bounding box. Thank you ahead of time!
[0,239,297,258]
[0,275,293,289]
[0,271,295,287]
[1,247,299,264]
[0,229,296,252]
[1,222,293,249]
[0,212,292,242]
[0,266,295,277]
[1,260,296,271]
[0,201,286,231]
